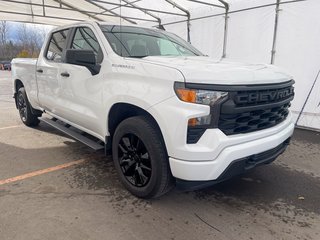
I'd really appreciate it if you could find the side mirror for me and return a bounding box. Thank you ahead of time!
[65,49,101,75]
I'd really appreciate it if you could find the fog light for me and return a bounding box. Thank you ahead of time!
[188,114,212,127]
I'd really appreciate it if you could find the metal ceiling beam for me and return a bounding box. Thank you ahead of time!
[30,0,34,21]
[0,10,87,24]
[52,0,104,21]
[42,0,46,16]
[109,0,141,11]
[185,0,225,9]
[165,0,191,42]
[93,0,141,18]
[218,0,229,58]
[271,0,280,64]
[218,0,229,11]
[121,0,162,27]
[0,0,158,23]
[159,0,306,26]
[85,0,137,24]
[89,0,188,17]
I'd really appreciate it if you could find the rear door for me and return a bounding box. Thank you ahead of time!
[37,28,70,114]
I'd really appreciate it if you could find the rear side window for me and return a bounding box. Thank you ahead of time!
[71,27,103,63]
[46,29,69,62]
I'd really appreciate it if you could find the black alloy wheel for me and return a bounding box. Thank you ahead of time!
[118,133,152,187]
[112,116,174,198]
[17,91,27,122]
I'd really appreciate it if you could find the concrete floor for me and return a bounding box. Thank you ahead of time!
[0,71,319,240]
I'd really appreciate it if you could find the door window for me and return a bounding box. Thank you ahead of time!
[71,27,103,63]
[46,29,69,62]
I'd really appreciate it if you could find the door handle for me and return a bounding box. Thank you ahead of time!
[36,69,43,73]
[61,72,70,77]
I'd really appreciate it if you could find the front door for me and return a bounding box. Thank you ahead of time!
[57,26,106,139]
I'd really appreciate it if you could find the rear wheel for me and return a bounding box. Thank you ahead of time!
[112,116,174,198]
[17,87,40,126]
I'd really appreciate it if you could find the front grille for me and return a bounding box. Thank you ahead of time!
[218,81,294,135]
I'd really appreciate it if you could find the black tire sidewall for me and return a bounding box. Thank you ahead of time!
[112,116,170,198]
[17,87,39,126]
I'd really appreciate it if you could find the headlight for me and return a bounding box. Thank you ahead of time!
[174,82,229,130]
[174,82,228,106]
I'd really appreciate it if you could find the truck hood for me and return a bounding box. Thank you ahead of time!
[141,56,292,85]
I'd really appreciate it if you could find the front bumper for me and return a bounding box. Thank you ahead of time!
[176,137,290,191]
[168,116,294,181]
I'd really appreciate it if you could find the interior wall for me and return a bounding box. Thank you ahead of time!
[226,5,275,63]
[188,14,225,59]
[275,0,320,129]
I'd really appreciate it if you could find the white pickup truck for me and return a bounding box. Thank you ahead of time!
[12,21,295,198]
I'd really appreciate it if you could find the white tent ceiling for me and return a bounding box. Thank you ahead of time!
[0,0,231,26]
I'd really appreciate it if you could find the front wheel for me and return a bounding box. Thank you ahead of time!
[17,87,40,127]
[112,116,174,198]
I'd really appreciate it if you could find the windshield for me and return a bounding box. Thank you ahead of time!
[100,25,203,58]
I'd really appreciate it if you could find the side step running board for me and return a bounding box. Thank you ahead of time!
[40,117,104,151]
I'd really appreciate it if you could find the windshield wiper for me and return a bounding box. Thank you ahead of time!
[128,55,148,58]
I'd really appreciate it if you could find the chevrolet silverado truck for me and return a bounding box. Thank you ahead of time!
[12,21,295,198]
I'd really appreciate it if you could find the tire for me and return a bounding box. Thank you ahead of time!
[17,87,40,127]
[112,116,174,198]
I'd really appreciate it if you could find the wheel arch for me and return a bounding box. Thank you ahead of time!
[14,79,24,92]
[107,102,168,155]
[14,79,42,116]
